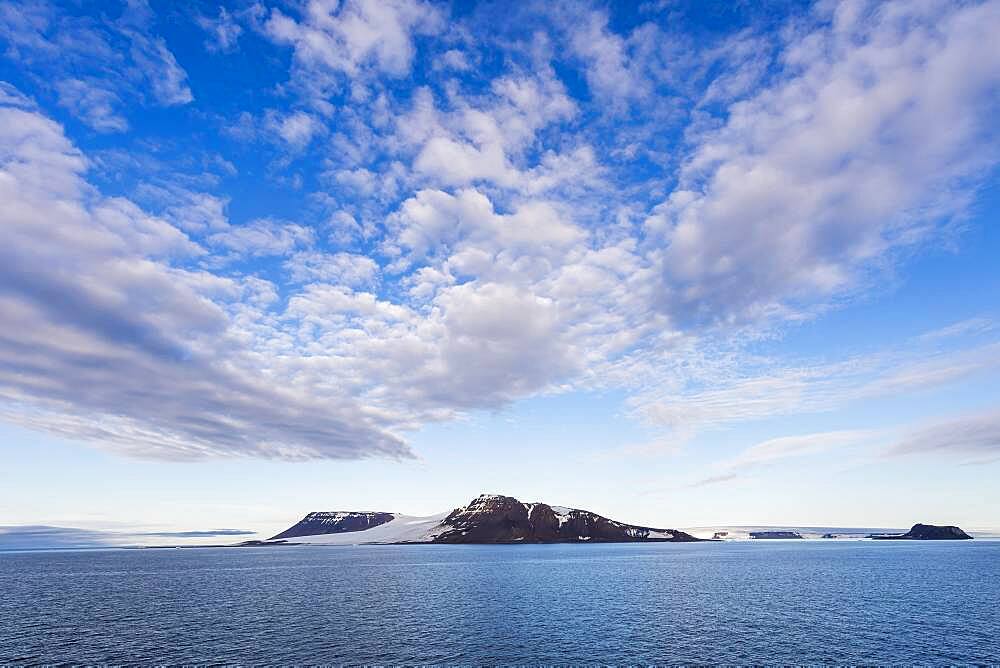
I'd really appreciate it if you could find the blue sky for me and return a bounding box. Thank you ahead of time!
[1,0,999,543]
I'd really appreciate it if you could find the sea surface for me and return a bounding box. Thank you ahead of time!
[2,540,998,664]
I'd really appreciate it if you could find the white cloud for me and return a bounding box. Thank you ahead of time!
[127,32,193,105]
[0,0,193,118]
[285,251,379,286]
[385,187,589,282]
[268,110,325,149]
[117,0,193,106]
[696,403,1000,487]
[647,0,1000,325]
[55,79,128,132]
[567,10,652,104]
[634,339,1000,435]
[326,210,367,245]
[890,408,1000,460]
[729,430,873,468]
[414,135,517,188]
[208,219,315,258]
[0,97,410,461]
[165,192,230,234]
[332,167,379,195]
[435,48,471,71]
[198,7,243,53]
[0,81,35,108]
[398,74,579,191]
[693,429,875,486]
[265,0,444,100]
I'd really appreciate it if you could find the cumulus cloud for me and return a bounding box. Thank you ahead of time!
[2,1,1000,465]
[267,110,325,149]
[165,192,230,234]
[208,219,314,258]
[0,93,630,461]
[397,73,579,192]
[646,0,1000,325]
[566,9,653,104]
[265,0,444,101]
[285,250,379,285]
[0,98,408,461]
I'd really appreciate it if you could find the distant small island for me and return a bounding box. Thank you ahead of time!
[869,523,972,540]
[750,531,803,540]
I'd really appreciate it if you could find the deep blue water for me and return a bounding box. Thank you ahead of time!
[1,541,998,664]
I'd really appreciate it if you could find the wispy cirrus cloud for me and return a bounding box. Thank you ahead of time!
[54,78,127,132]
[889,408,1000,461]
[197,7,243,54]
[632,337,1000,439]
[693,405,1000,487]
[692,430,876,487]
[0,0,192,130]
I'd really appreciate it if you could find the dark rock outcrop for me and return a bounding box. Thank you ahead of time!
[870,523,972,540]
[270,511,395,540]
[430,494,700,543]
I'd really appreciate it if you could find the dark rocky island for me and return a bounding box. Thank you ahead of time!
[869,523,972,540]
[432,494,701,544]
[266,494,701,545]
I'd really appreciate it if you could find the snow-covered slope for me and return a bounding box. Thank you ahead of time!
[269,512,449,545]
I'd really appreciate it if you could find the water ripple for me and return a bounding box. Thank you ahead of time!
[0,541,998,664]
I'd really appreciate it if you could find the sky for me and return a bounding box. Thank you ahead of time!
[1,0,999,546]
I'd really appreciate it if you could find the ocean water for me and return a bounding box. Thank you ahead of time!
[2,541,998,664]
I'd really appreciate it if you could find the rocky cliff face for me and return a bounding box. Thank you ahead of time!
[270,511,395,540]
[431,494,699,543]
[871,523,972,540]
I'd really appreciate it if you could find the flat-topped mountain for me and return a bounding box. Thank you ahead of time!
[870,523,972,540]
[270,511,395,540]
[267,494,700,545]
